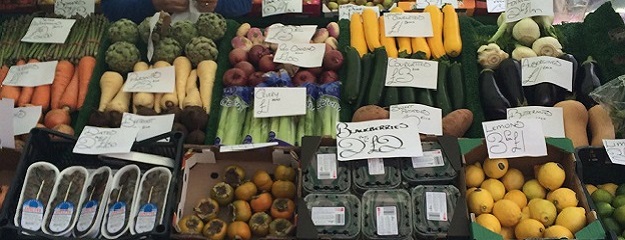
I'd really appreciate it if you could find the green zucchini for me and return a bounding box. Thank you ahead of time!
[415,89,434,106]
[357,52,374,107]
[383,87,400,107]
[366,47,388,105]
[434,61,452,116]
[400,87,416,104]
[447,62,464,110]
[343,46,361,105]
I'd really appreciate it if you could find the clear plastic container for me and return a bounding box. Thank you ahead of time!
[42,166,89,237]
[101,165,141,239]
[73,167,113,238]
[14,162,59,233]
[361,189,412,240]
[129,167,172,235]
[302,146,351,194]
[351,159,401,195]
[411,185,461,240]
[304,193,361,239]
[400,142,457,186]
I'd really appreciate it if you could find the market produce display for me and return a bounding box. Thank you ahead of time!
[587,183,625,238]
[324,0,395,11]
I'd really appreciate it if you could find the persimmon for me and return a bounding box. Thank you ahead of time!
[250,192,273,213]
[227,221,252,240]
[270,198,295,219]
[249,212,272,237]
[202,219,227,240]
[274,165,295,182]
[252,170,273,192]
[235,182,257,201]
[271,180,296,199]
[231,200,252,222]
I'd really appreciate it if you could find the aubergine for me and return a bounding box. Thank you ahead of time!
[495,58,526,107]
[480,69,511,120]
[558,53,579,100]
[531,83,560,107]
[576,56,602,109]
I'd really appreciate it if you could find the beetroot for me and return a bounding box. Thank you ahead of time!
[235,61,255,76]
[223,68,249,86]
[323,50,344,71]
[293,70,317,86]
[258,55,277,72]
[319,70,339,84]
[248,71,265,86]
[229,48,248,65]
[248,45,271,65]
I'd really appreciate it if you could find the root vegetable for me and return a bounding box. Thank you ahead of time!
[325,37,338,50]
[312,28,329,43]
[197,60,217,114]
[154,93,163,113]
[132,62,154,113]
[326,22,339,38]
[229,48,249,65]
[172,122,189,136]
[31,85,51,112]
[532,37,563,57]
[135,105,158,115]
[186,70,198,94]
[105,87,131,127]
[52,124,74,136]
[186,129,206,144]
[352,105,389,122]
[58,68,79,112]
[88,111,110,127]
[174,57,192,108]
[533,16,557,38]
[512,18,540,46]
[51,60,75,110]
[511,44,537,61]
[183,87,202,109]
[442,109,473,137]
[477,43,509,69]
[236,23,251,37]
[247,28,264,45]
[17,87,33,107]
[77,56,97,109]
[97,71,124,112]
[489,13,516,43]
[181,106,208,131]
[231,36,253,51]
[44,108,71,129]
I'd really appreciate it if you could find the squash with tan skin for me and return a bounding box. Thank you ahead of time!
[554,100,589,148]
[588,105,615,146]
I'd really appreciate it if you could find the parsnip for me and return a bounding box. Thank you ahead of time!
[186,70,198,94]
[132,62,153,113]
[97,71,124,112]
[197,60,217,114]
[173,56,192,109]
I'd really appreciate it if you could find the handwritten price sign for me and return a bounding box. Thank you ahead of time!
[385,58,438,89]
[55,0,95,18]
[415,0,458,8]
[254,87,306,118]
[384,13,433,38]
[389,104,442,135]
[0,99,15,149]
[487,0,506,13]
[265,25,317,44]
[3,61,58,87]
[22,18,76,44]
[335,119,423,161]
[338,4,380,20]
[482,119,547,159]
[505,0,553,23]
[507,106,564,138]
[603,140,625,165]
[122,66,175,93]
[13,106,42,136]
[274,43,325,68]
[73,126,139,155]
[121,113,175,141]
[262,0,302,17]
[521,56,573,91]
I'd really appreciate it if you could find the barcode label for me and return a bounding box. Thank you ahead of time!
[368,158,385,175]
[317,153,338,180]
[426,192,448,221]
[376,206,398,236]
[311,207,345,226]
[412,150,445,168]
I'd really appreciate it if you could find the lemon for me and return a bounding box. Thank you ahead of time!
[466,163,485,188]
[614,195,625,208]
[523,179,547,200]
[528,198,557,226]
[476,213,501,233]
[536,162,565,191]
[521,206,531,221]
[466,187,477,196]
[544,225,574,239]
[592,189,614,204]
[546,188,579,212]
[499,226,515,240]
[614,205,625,226]
[483,158,509,178]
[586,184,598,195]
[493,199,522,227]
[515,219,545,239]
[481,179,506,201]
[600,183,619,196]
[504,190,528,209]
[468,188,494,215]
[501,168,524,191]
[555,207,586,233]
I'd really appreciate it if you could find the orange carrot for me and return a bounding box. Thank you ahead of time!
[51,60,75,110]
[59,67,79,112]
[16,59,40,106]
[31,85,50,112]
[77,56,96,109]
[0,65,20,102]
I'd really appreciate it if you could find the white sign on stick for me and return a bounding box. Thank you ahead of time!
[262,0,302,17]
[338,4,380,20]
[389,104,442,135]
[507,106,565,138]
[22,18,76,44]
[254,87,306,118]
[73,126,140,155]
[487,0,506,13]
[120,113,175,141]
[274,43,325,68]
[603,140,625,165]
[385,58,438,89]
[384,13,433,38]
[505,0,554,23]
[482,119,548,159]
[265,25,317,44]
[3,61,58,87]
[122,66,176,93]
[521,56,573,91]
[0,99,15,149]
[13,106,42,136]
[55,0,95,18]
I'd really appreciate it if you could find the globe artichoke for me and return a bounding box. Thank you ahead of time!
[137,13,171,45]
[138,17,151,44]
[196,13,227,41]
[153,38,182,64]
[105,41,141,73]
[108,19,139,43]
[185,37,218,66]
[171,20,198,47]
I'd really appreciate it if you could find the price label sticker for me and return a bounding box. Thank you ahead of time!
[22,18,76,44]
[505,0,554,23]
[376,206,398,236]
[122,66,175,93]
[262,0,303,17]
[384,13,433,38]
[521,56,573,91]
[336,119,423,161]
[426,192,448,221]
[55,0,95,18]
[20,199,44,231]
[274,43,325,68]
[487,0,506,13]
[312,207,345,226]
[604,140,625,165]
[13,106,42,136]
[0,99,15,149]
[367,158,385,175]
[338,4,380,20]
[389,104,442,136]
[265,25,317,44]
[73,126,140,155]
[482,119,548,159]
[385,58,438,89]
[120,113,175,141]
[49,201,74,233]
[76,200,98,232]
[412,150,445,168]
[3,61,58,87]
[415,0,458,8]
[317,153,338,180]
[254,87,306,118]
[507,106,564,138]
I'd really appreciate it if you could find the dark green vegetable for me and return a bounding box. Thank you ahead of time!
[383,87,400,107]
[366,47,388,105]
[400,87,416,104]
[495,58,526,107]
[447,62,465,109]
[480,69,511,120]
[415,89,435,107]
[576,56,602,109]
[435,61,452,116]
[357,53,374,108]
[343,46,361,105]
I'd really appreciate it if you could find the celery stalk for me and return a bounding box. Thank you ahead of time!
[242,107,253,143]
[317,82,341,138]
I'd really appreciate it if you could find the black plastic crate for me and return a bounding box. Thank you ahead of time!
[0,128,184,240]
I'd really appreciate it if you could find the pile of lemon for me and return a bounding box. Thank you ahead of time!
[465,158,587,239]
[587,182,625,239]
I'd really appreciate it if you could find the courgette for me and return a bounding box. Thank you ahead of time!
[447,62,464,109]
[400,87,416,104]
[384,87,400,107]
[434,61,453,115]
[415,89,435,106]
[343,46,361,105]
[366,47,388,105]
[357,52,374,107]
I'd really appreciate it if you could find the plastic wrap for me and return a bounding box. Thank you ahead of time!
[590,75,625,137]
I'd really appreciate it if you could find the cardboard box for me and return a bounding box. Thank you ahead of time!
[172,145,302,239]
[396,0,476,16]
[248,0,322,18]
[459,138,606,240]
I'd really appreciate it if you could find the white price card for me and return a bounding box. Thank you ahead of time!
[505,0,554,23]
[55,0,95,18]
[482,119,548,159]
[338,4,380,20]
[3,61,58,87]
[390,104,442,136]
[426,192,448,221]
[368,158,385,175]
[385,58,438,89]
[384,13,433,38]
[507,106,565,138]
[262,0,303,17]
[317,153,338,180]
[0,99,15,149]
[120,113,175,141]
[146,12,160,61]
[487,0,506,13]
[376,206,399,236]
[22,18,76,44]
[274,43,325,68]
[265,25,317,44]
[336,118,423,161]
[416,0,459,8]
[122,66,176,93]
[412,150,445,168]
[603,140,625,165]
[521,56,573,91]
[254,87,306,118]
[13,106,42,136]
[73,126,140,155]
[220,142,278,152]
[311,207,345,226]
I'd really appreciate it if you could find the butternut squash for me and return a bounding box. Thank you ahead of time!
[442,4,462,57]
[362,8,381,52]
[390,7,412,55]
[588,105,615,146]
[378,16,398,58]
[554,100,589,148]
[411,37,431,59]
[423,5,446,59]
[350,13,368,57]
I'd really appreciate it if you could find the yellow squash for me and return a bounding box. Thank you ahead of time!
[350,13,368,57]
[423,5,446,59]
[411,37,431,59]
[362,8,382,52]
[378,16,398,58]
[442,4,462,57]
[390,7,412,55]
